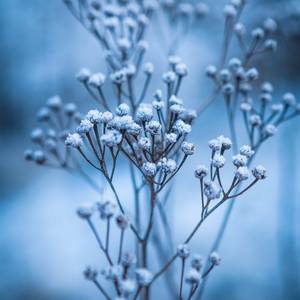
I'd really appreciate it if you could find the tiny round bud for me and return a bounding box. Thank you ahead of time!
[210,251,221,265]
[177,244,190,258]
[252,165,267,180]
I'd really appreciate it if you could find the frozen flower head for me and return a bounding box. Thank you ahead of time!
[138,137,151,150]
[118,37,131,51]
[76,68,91,82]
[136,104,153,122]
[217,135,232,151]
[137,40,149,51]
[195,165,208,179]
[240,102,252,112]
[77,203,94,219]
[77,119,93,134]
[224,4,237,18]
[33,150,46,165]
[116,103,130,116]
[260,92,272,103]
[162,71,176,83]
[204,180,221,200]
[168,55,181,66]
[181,141,195,155]
[180,109,197,123]
[211,153,226,168]
[116,214,129,230]
[100,111,114,123]
[219,69,231,83]
[263,18,277,33]
[135,268,153,286]
[264,39,277,52]
[101,130,122,147]
[173,119,191,135]
[175,63,188,77]
[246,68,259,81]
[261,82,274,94]
[252,165,267,180]
[110,69,127,84]
[65,133,83,148]
[170,103,184,114]
[234,22,246,36]
[110,115,133,131]
[88,73,106,88]
[165,133,178,144]
[120,279,136,296]
[143,62,154,75]
[169,95,183,105]
[37,107,50,122]
[271,103,284,113]
[177,244,190,259]
[210,251,221,265]
[127,122,141,136]
[185,268,201,285]
[252,27,265,40]
[222,83,235,96]
[143,162,157,177]
[24,149,34,161]
[97,199,116,219]
[205,65,217,78]
[84,267,97,281]
[195,2,210,17]
[249,114,262,127]
[30,128,43,143]
[232,154,248,167]
[240,145,254,158]
[228,57,241,72]
[157,158,177,174]
[47,95,62,111]
[282,93,296,106]
[64,102,77,116]
[121,252,136,268]
[153,89,163,101]
[152,98,164,110]
[235,166,250,181]
[86,109,102,124]
[191,254,203,271]
[264,124,277,136]
[145,120,161,135]
[208,139,221,152]
[124,64,136,77]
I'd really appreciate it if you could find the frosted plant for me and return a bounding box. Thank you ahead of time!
[25,0,300,300]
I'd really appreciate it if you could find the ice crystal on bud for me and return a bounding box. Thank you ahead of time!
[177,244,190,258]
[65,133,83,148]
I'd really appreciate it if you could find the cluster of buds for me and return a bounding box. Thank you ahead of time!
[24,96,80,169]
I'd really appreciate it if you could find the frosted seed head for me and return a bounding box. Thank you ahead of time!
[138,40,149,51]
[168,55,182,66]
[124,64,136,77]
[118,37,131,51]
[181,141,195,155]
[65,133,83,148]
[180,109,197,123]
[110,69,127,84]
[77,203,94,219]
[136,104,153,122]
[44,138,57,153]
[143,62,154,75]
[271,103,284,113]
[185,268,201,285]
[210,251,221,265]
[162,71,176,83]
[240,102,252,112]
[152,99,164,110]
[205,65,217,78]
[195,2,210,17]
[142,162,157,177]
[235,166,250,181]
[100,130,122,147]
[30,128,43,143]
[173,119,192,135]
[47,95,62,111]
[219,69,231,83]
[86,109,102,124]
[249,114,262,127]
[100,111,114,123]
[252,165,267,180]
[246,68,259,81]
[239,145,254,158]
[165,133,178,144]
[116,214,129,230]
[33,150,46,165]
[263,18,277,33]
[264,124,277,136]
[204,180,221,200]
[116,103,130,116]
[252,27,265,40]
[157,158,177,174]
[217,135,232,150]
[120,279,136,296]
[234,22,246,36]
[191,254,203,271]
[121,252,137,268]
[222,83,235,96]
[232,154,248,167]
[37,107,50,122]
[177,244,190,258]
[282,93,296,106]
[170,103,184,114]
[64,103,77,116]
[211,153,226,168]
[195,165,208,179]
[175,63,188,77]
[153,89,163,101]
[224,4,237,18]
[138,137,152,150]
[260,93,272,103]
[97,199,116,219]
[88,73,106,88]
[145,120,161,135]
[169,95,183,105]
[228,57,241,72]
[77,119,93,134]
[24,149,34,161]
[76,68,91,82]
[135,268,153,286]
[264,39,277,52]
[208,139,221,152]
[126,122,141,136]
[261,82,274,94]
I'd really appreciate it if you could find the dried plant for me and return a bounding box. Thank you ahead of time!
[25,0,300,299]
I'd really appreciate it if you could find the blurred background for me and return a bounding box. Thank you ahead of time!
[0,0,300,299]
